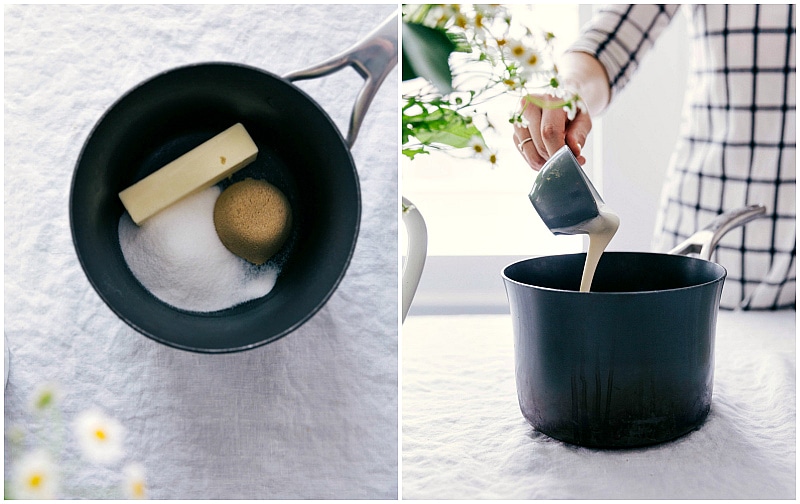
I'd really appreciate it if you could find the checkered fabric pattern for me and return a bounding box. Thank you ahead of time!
[570,4,796,310]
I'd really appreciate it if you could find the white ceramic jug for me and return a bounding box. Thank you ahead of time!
[402,197,427,322]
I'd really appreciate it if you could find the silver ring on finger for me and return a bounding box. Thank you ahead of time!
[517,137,534,150]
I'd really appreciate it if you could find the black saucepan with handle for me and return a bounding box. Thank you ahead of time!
[69,13,397,353]
[502,205,765,447]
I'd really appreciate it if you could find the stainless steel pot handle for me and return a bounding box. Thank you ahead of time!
[283,11,398,148]
[668,204,767,261]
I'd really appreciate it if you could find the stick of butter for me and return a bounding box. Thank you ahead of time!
[119,123,259,225]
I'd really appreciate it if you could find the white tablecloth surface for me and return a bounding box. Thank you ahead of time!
[4,4,398,499]
[402,311,796,499]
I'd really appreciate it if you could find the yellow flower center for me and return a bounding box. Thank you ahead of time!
[28,473,43,488]
[511,45,525,57]
[489,153,498,164]
[473,144,483,154]
[95,429,107,441]
[132,481,145,498]
[527,54,539,66]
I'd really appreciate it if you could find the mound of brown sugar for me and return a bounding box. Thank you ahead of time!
[213,178,292,265]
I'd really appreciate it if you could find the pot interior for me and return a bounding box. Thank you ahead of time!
[504,252,726,294]
[70,63,360,352]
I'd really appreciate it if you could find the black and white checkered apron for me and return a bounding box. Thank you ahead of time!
[570,4,796,310]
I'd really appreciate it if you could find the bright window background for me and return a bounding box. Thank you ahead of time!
[402,5,584,259]
[401,4,689,315]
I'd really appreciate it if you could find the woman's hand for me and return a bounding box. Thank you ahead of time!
[512,93,593,170]
[512,51,610,170]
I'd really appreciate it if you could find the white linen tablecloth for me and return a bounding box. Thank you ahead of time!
[4,4,398,499]
[402,311,796,499]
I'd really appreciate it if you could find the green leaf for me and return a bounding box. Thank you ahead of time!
[402,50,420,81]
[414,120,482,148]
[446,31,472,53]
[404,107,482,149]
[35,391,53,409]
[402,148,429,160]
[402,22,456,93]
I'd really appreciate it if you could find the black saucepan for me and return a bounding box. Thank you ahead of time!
[69,14,397,353]
[502,205,765,448]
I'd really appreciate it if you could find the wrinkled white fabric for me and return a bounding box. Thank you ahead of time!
[4,4,398,499]
[403,312,795,499]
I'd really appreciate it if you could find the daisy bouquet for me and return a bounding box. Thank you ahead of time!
[402,4,583,165]
[5,383,147,499]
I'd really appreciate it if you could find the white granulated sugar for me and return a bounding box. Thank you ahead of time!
[118,185,279,312]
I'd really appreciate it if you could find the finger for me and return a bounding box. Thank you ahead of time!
[539,106,569,157]
[519,102,549,162]
[565,110,592,163]
[513,125,546,170]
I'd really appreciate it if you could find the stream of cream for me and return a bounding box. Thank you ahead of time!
[553,206,620,292]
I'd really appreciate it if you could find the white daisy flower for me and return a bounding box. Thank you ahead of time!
[503,75,525,90]
[548,79,576,101]
[453,10,469,29]
[475,4,503,17]
[503,38,545,84]
[436,4,460,27]
[467,136,498,165]
[470,19,490,45]
[511,109,530,129]
[563,101,578,121]
[467,135,488,157]
[520,48,543,72]
[504,38,528,62]
[73,408,126,464]
[12,449,59,499]
[562,96,587,121]
[122,462,148,499]
[546,82,585,121]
